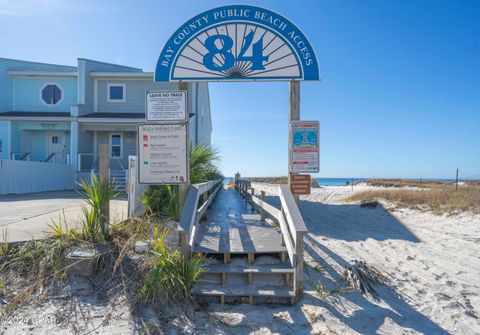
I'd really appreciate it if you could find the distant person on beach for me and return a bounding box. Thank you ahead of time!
[346,181,350,186]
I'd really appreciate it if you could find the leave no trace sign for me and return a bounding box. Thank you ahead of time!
[146,90,187,122]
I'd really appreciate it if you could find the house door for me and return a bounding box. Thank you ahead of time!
[47,132,66,163]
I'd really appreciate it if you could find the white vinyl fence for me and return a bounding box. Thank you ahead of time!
[0,159,75,195]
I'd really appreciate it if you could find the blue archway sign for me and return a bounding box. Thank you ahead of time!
[155,4,320,82]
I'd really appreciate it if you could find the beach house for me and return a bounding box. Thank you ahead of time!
[0,57,212,192]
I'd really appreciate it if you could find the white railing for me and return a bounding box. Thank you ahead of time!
[45,153,71,164]
[77,153,98,171]
[235,177,308,300]
[10,152,31,161]
[77,153,127,172]
[178,179,223,257]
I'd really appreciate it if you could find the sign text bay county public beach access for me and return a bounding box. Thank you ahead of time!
[159,7,315,70]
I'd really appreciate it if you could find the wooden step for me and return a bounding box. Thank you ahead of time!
[193,245,287,254]
[201,263,294,274]
[192,284,294,298]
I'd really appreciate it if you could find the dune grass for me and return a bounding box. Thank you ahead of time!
[364,178,448,188]
[348,183,480,214]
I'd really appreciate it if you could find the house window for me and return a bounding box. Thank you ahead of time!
[108,84,125,102]
[0,139,2,153]
[41,84,63,105]
[51,136,60,144]
[110,134,122,158]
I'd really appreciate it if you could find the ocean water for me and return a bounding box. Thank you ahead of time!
[315,178,367,186]
[223,177,467,186]
[223,177,367,186]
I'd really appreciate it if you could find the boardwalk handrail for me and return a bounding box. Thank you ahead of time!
[234,176,307,300]
[178,179,222,257]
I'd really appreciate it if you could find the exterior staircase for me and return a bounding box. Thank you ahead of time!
[110,169,127,192]
[192,251,295,305]
[179,178,307,305]
[88,169,127,192]
[189,188,296,305]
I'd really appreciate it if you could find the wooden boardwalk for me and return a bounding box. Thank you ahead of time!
[193,188,286,254]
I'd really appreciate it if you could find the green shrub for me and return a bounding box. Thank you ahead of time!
[142,184,179,219]
[138,227,204,305]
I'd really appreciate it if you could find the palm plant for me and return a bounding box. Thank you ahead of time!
[142,142,222,219]
[77,175,119,240]
[189,142,222,184]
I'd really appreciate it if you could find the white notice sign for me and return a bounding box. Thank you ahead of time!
[138,123,188,184]
[290,121,320,173]
[146,90,187,121]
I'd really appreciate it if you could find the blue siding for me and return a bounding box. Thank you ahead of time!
[0,121,10,159]
[79,59,142,113]
[13,78,77,112]
[96,80,177,113]
[0,58,76,112]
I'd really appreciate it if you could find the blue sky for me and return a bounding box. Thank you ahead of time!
[1,0,479,178]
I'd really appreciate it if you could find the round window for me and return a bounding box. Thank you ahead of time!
[41,84,62,105]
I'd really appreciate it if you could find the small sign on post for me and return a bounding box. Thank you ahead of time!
[289,121,319,173]
[146,90,187,122]
[138,123,189,184]
[290,174,311,195]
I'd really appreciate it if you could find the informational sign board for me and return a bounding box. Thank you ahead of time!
[146,90,187,122]
[290,121,319,173]
[155,4,319,82]
[138,123,188,184]
[290,174,311,195]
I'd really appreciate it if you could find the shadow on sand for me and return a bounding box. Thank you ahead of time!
[260,194,450,333]
[304,237,450,334]
[265,195,420,242]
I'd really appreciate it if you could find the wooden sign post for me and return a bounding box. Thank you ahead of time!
[178,82,190,218]
[99,144,110,236]
[290,174,311,195]
[288,81,300,202]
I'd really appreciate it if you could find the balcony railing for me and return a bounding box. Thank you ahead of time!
[77,153,99,172]
[44,153,71,164]
[77,153,128,172]
[11,152,31,161]
[10,152,71,164]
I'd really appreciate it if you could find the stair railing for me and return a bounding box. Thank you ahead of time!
[178,179,223,258]
[235,177,308,301]
[11,152,31,161]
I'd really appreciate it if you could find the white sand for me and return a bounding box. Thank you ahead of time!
[2,185,479,334]
[190,185,480,334]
